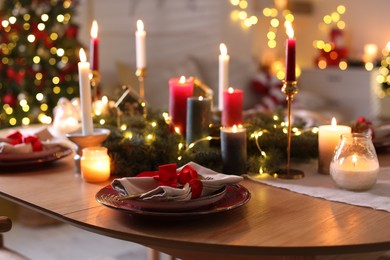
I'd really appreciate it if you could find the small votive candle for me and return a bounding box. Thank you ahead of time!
[221,125,247,175]
[80,147,111,183]
[330,133,379,191]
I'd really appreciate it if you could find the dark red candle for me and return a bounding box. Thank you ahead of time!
[285,22,296,82]
[222,87,243,127]
[90,20,99,71]
[169,76,194,135]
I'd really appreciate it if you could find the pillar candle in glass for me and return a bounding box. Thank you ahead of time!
[318,117,351,174]
[80,147,110,183]
[222,87,243,127]
[78,48,94,136]
[221,125,247,175]
[218,43,229,111]
[90,20,99,71]
[169,76,194,135]
[186,96,211,147]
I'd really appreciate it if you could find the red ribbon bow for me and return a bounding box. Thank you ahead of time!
[6,131,43,152]
[137,164,203,199]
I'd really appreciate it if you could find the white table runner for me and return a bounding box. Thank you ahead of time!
[245,161,390,212]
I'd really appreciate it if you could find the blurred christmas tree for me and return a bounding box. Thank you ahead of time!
[0,0,82,128]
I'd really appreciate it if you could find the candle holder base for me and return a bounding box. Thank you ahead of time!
[274,168,304,179]
[66,128,110,173]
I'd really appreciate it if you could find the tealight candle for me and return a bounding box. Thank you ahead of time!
[330,133,379,191]
[318,117,351,174]
[80,147,111,183]
[186,96,211,147]
[221,125,247,175]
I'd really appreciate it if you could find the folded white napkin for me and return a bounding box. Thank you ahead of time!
[112,162,243,201]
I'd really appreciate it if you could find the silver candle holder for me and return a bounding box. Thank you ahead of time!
[66,128,110,173]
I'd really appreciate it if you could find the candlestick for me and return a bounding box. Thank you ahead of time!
[90,20,99,71]
[81,146,111,183]
[135,20,146,70]
[221,125,247,175]
[78,48,93,136]
[330,133,379,191]
[90,20,100,101]
[169,76,194,135]
[318,117,351,174]
[218,43,229,111]
[285,22,296,82]
[186,96,211,147]
[222,87,243,127]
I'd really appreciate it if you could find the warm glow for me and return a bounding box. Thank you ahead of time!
[90,20,98,38]
[285,21,294,39]
[198,96,204,101]
[137,20,144,32]
[352,154,358,166]
[232,125,238,133]
[179,76,186,84]
[220,43,227,56]
[228,87,234,94]
[79,48,87,62]
[331,117,337,127]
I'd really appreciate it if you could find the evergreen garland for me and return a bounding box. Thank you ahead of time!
[102,110,318,177]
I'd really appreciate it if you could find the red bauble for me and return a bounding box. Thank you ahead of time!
[3,93,17,107]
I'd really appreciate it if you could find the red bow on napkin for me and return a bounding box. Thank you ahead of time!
[137,164,203,199]
[6,131,43,152]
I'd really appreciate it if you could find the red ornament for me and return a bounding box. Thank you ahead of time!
[3,93,17,107]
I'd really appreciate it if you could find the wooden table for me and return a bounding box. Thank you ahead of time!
[0,154,390,260]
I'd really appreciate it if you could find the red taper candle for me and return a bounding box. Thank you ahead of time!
[285,22,296,82]
[90,20,99,71]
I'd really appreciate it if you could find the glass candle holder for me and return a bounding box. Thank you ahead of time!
[330,133,379,191]
[80,147,111,183]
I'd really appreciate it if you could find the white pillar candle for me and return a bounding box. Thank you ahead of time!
[80,147,111,183]
[318,117,351,174]
[218,43,229,111]
[330,154,379,191]
[78,48,94,136]
[135,20,146,70]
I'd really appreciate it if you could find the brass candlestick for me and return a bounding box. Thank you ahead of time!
[275,80,304,179]
[135,68,147,99]
[91,70,101,101]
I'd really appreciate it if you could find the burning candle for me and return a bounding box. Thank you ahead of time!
[135,20,146,70]
[221,125,247,175]
[169,76,194,135]
[318,117,351,174]
[218,43,230,111]
[330,133,379,191]
[90,20,99,71]
[80,147,111,182]
[285,21,296,82]
[186,96,211,147]
[78,48,94,136]
[222,87,243,127]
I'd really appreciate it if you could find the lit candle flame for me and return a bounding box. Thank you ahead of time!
[219,43,227,56]
[79,48,87,62]
[228,87,234,94]
[352,154,358,167]
[331,117,337,128]
[137,20,144,32]
[285,21,294,39]
[179,76,186,84]
[198,96,204,101]
[232,124,238,133]
[90,20,98,38]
